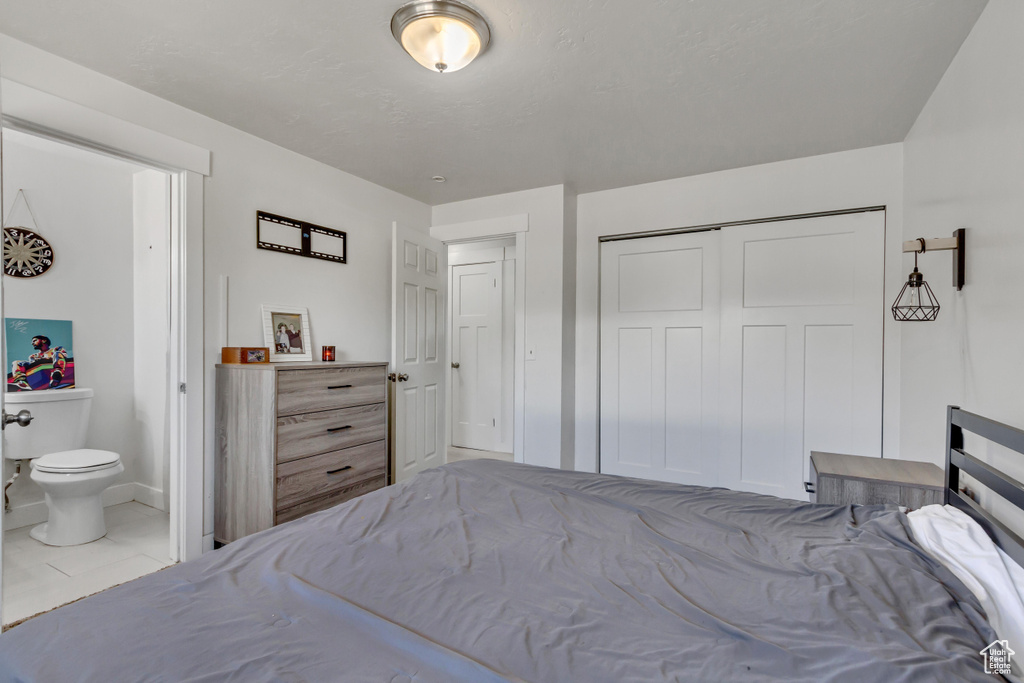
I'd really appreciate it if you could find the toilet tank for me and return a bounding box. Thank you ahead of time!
[3,388,94,460]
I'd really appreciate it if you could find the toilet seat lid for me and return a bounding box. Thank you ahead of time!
[33,449,121,473]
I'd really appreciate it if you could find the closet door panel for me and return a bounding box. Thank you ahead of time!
[664,327,704,475]
[600,231,720,486]
[743,231,856,308]
[803,325,856,458]
[618,248,703,312]
[719,211,884,500]
[739,325,788,488]
[617,327,654,466]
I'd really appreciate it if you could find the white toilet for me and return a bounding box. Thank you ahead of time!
[4,388,123,546]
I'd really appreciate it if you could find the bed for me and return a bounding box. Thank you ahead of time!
[0,406,1020,681]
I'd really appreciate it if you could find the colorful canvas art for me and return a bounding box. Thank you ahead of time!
[5,318,75,391]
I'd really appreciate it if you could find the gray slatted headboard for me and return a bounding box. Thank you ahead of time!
[945,405,1024,568]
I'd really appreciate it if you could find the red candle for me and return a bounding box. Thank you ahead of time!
[322,346,336,362]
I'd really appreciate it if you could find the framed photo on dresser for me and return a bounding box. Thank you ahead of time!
[262,304,312,362]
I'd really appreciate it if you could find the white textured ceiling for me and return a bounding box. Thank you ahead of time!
[0,1,987,204]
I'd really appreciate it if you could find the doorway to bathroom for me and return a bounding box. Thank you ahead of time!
[0,127,178,625]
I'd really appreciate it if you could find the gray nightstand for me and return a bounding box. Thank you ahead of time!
[807,451,944,509]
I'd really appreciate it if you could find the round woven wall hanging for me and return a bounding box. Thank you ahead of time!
[3,226,55,278]
[3,189,55,278]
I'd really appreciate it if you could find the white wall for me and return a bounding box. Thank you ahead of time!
[433,186,571,469]
[133,170,171,509]
[0,36,432,541]
[901,0,1024,467]
[1,130,145,517]
[574,144,906,473]
[560,189,577,470]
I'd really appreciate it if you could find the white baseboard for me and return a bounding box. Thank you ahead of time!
[101,482,137,507]
[3,500,47,532]
[132,483,166,511]
[4,482,165,531]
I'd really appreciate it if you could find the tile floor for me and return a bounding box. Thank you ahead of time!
[2,501,175,626]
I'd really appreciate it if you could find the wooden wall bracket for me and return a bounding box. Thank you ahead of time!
[902,228,965,290]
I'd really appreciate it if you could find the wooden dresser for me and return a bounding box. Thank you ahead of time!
[807,451,944,509]
[215,361,388,543]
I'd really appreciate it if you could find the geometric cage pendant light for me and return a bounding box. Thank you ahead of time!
[891,229,966,322]
[891,240,940,321]
[391,0,491,74]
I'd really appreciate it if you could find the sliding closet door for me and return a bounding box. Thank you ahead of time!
[718,211,884,500]
[600,231,721,486]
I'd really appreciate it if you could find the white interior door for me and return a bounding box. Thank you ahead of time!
[718,211,885,500]
[0,134,5,619]
[391,222,446,482]
[451,261,502,451]
[600,230,721,486]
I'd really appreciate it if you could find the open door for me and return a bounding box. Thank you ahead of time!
[0,107,4,618]
[0,84,7,621]
[391,222,446,482]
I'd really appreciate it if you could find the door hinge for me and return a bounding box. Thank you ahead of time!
[179,382,187,394]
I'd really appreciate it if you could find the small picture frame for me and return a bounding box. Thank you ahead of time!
[262,305,312,363]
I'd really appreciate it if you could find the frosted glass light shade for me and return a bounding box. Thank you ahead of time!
[392,1,490,73]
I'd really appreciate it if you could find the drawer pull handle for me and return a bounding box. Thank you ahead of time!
[804,482,816,494]
[327,384,353,390]
[327,425,353,433]
[326,465,353,475]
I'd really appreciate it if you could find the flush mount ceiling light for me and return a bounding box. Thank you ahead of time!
[391,0,490,74]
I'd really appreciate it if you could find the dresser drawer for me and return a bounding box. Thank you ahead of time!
[818,476,901,506]
[275,475,386,525]
[276,403,386,464]
[276,366,385,416]
[275,440,386,510]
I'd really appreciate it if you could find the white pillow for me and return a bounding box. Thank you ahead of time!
[907,504,1024,679]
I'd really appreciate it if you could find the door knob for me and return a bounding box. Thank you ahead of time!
[2,409,33,430]
[398,373,409,382]
[451,362,460,369]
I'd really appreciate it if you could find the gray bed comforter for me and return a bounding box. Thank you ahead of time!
[0,460,999,682]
